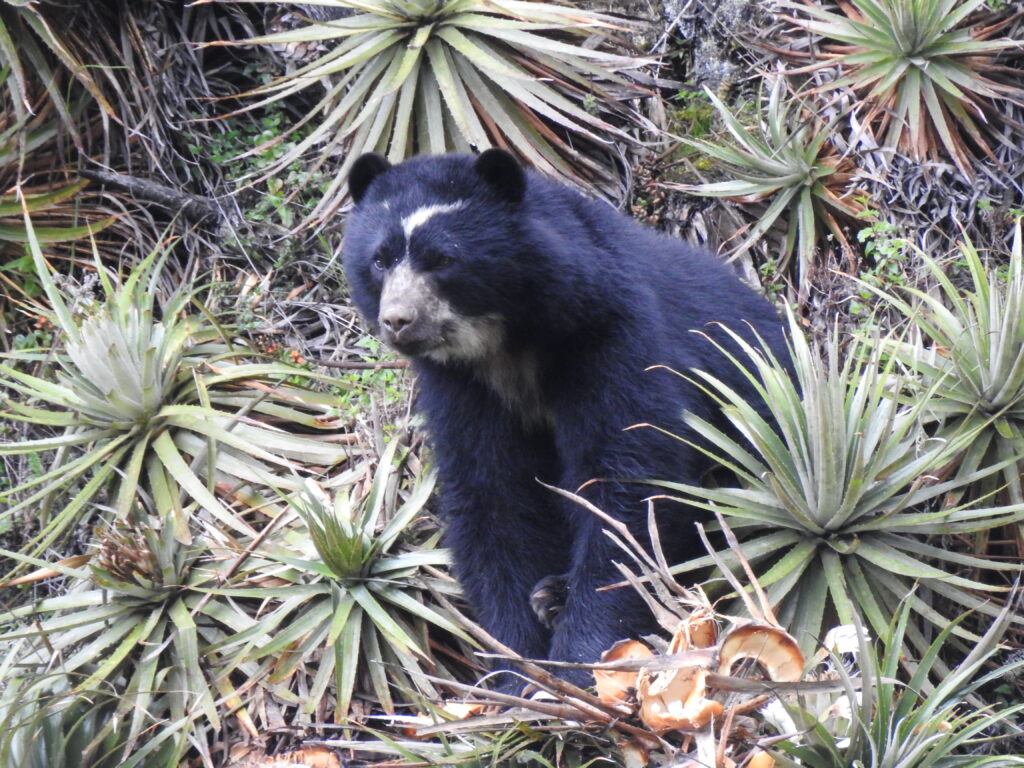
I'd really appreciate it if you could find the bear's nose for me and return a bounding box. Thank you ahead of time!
[381,307,416,335]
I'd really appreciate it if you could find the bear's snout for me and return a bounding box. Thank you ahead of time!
[380,304,417,335]
[378,306,433,354]
[377,261,454,356]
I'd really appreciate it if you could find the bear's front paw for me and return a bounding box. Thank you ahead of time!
[529,573,569,630]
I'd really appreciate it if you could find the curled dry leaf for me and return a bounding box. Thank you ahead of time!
[638,662,724,732]
[400,701,487,737]
[595,639,654,705]
[717,624,804,683]
[670,609,719,653]
[441,701,487,719]
[747,749,776,768]
[615,735,650,768]
[596,620,800,735]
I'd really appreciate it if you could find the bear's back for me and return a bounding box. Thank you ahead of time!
[514,170,787,376]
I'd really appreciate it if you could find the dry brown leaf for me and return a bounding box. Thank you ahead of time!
[638,663,724,732]
[595,639,654,706]
[718,624,804,683]
[671,609,719,653]
[0,554,91,588]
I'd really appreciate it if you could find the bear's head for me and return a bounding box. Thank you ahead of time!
[341,150,535,363]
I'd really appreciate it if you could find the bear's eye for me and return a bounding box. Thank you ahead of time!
[372,254,387,271]
[430,251,454,269]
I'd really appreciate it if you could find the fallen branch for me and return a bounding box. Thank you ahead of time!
[79,169,218,222]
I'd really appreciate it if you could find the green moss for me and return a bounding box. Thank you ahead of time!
[668,90,717,140]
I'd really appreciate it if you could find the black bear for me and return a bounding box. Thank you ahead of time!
[342,150,788,688]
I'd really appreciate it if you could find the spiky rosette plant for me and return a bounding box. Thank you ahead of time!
[653,311,1023,659]
[0,684,179,768]
[209,0,650,220]
[786,0,1024,176]
[0,217,349,569]
[861,222,1024,508]
[0,519,248,768]
[773,599,1024,768]
[211,441,472,719]
[674,79,864,287]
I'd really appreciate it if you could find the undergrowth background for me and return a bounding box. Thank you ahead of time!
[1,1,1024,766]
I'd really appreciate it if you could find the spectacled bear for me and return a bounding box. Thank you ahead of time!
[342,150,788,689]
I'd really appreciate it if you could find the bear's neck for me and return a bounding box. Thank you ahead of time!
[474,346,553,429]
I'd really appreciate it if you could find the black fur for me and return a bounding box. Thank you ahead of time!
[349,153,392,204]
[342,151,788,687]
[474,148,526,202]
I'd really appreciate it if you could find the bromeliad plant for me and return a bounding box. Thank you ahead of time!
[211,0,649,220]
[772,599,1024,768]
[211,442,472,720]
[786,0,1024,176]
[654,311,1023,659]
[862,223,1024,507]
[0,217,348,570]
[0,520,242,768]
[0,688,178,768]
[674,79,864,287]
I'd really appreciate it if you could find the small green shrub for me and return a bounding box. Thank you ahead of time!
[193,103,331,263]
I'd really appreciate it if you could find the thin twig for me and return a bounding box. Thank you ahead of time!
[314,358,409,370]
[713,512,780,627]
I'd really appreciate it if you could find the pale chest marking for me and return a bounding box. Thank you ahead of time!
[477,348,552,429]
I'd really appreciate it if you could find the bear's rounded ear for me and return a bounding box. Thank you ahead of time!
[349,153,392,204]
[474,148,525,203]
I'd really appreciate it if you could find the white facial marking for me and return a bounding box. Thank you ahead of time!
[426,319,551,427]
[380,261,432,327]
[423,314,504,364]
[378,257,550,427]
[401,201,465,240]
[381,261,421,304]
[380,264,500,362]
